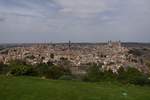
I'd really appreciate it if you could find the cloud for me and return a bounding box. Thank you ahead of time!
[0,17,5,22]
[0,0,150,42]
[53,0,119,18]
[0,0,59,18]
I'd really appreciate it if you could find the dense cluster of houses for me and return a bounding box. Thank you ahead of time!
[0,41,146,73]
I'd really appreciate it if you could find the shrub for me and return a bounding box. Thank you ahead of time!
[3,61,72,79]
[10,64,34,76]
[35,63,49,77]
[117,67,150,85]
[0,63,9,74]
[35,63,71,79]
[83,64,104,82]
[83,63,119,82]
[8,60,36,76]
[84,65,150,85]
[103,70,117,81]
[45,66,71,79]
[133,75,150,85]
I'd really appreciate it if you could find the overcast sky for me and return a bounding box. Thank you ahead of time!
[0,0,150,43]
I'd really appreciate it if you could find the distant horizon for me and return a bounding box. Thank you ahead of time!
[0,40,150,44]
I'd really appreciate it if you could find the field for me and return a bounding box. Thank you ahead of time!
[0,76,150,100]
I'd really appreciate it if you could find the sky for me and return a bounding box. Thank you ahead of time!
[0,0,150,43]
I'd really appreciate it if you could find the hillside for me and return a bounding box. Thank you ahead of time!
[0,76,150,100]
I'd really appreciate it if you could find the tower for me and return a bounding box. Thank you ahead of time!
[69,40,71,49]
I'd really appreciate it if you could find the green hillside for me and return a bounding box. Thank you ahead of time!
[0,76,150,100]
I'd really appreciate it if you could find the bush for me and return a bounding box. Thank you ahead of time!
[133,75,150,85]
[2,60,149,86]
[103,70,117,81]
[35,63,71,79]
[45,66,71,79]
[10,65,32,76]
[0,63,9,74]
[35,63,49,77]
[83,64,103,82]
[83,64,118,82]
[84,65,150,85]
[9,60,36,76]
[0,61,72,79]
[117,67,150,85]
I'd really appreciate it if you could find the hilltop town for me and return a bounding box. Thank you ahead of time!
[0,41,148,74]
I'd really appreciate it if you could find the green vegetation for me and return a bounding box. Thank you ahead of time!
[117,67,150,85]
[0,60,150,86]
[83,64,150,86]
[8,60,35,76]
[82,64,115,82]
[0,63,9,74]
[0,60,72,80]
[0,75,150,100]
[0,60,150,100]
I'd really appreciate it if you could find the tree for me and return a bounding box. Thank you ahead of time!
[50,53,54,59]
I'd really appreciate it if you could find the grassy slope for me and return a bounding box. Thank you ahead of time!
[0,76,150,100]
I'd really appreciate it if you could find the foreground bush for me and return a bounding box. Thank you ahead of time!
[0,60,72,80]
[83,64,117,82]
[35,63,50,77]
[0,63,9,74]
[0,60,150,85]
[34,63,71,79]
[83,64,150,85]
[48,66,71,79]
[8,60,36,76]
[117,67,150,85]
